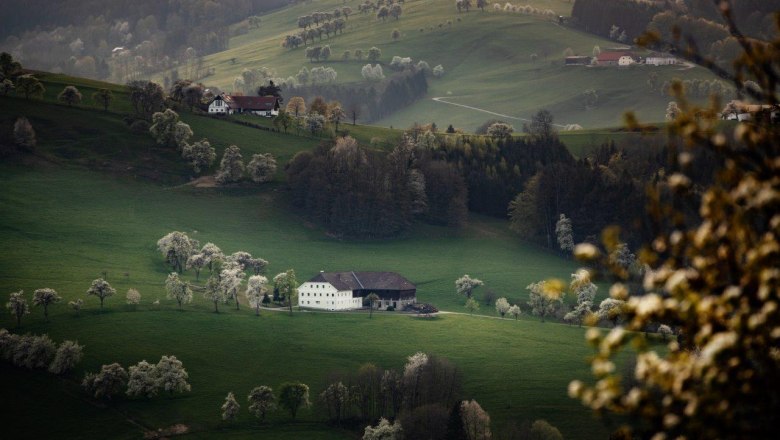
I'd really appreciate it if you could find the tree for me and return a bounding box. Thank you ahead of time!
[464,298,479,315]
[592,45,601,58]
[58,86,82,106]
[82,363,128,400]
[273,270,298,315]
[278,382,310,419]
[6,291,30,328]
[495,297,510,318]
[286,96,306,117]
[91,88,113,111]
[554,214,574,253]
[157,231,199,273]
[390,3,403,20]
[222,392,241,422]
[487,122,513,139]
[15,74,45,99]
[461,399,491,440]
[596,298,624,327]
[365,293,380,318]
[305,113,325,135]
[564,269,596,327]
[273,110,293,133]
[127,80,165,119]
[363,417,403,440]
[165,272,193,310]
[529,109,555,140]
[377,6,389,21]
[220,262,246,310]
[13,117,36,149]
[155,355,191,395]
[529,419,563,440]
[361,63,385,81]
[68,298,83,315]
[368,47,382,63]
[127,360,158,398]
[1,79,14,96]
[33,288,61,321]
[432,64,445,78]
[245,275,269,316]
[568,7,780,436]
[665,101,680,121]
[328,102,346,132]
[203,274,225,313]
[247,153,277,183]
[48,340,84,375]
[248,386,276,422]
[477,0,488,12]
[86,278,116,309]
[215,145,245,184]
[150,109,193,150]
[126,288,141,306]
[182,139,216,174]
[508,304,521,320]
[526,280,563,322]
[321,45,332,61]
[455,274,484,299]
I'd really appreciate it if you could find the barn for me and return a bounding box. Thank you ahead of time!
[298,271,417,311]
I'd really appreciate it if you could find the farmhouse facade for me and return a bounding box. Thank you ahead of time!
[595,51,635,66]
[298,271,417,311]
[646,55,677,66]
[208,94,281,117]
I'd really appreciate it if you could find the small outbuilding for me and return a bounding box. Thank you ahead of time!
[298,271,417,311]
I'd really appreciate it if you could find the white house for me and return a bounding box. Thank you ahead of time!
[618,55,636,66]
[646,55,677,66]
[298,271,417,311]
[208,94,229,114]
[208,94,281,117]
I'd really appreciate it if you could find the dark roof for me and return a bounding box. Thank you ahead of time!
[307,272,416,291]
[222,95,279,110]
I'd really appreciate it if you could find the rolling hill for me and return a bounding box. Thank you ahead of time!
[165,0,726,131]
[0,73,642,439]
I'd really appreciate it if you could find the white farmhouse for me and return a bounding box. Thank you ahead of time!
[208,94,281,117]
[646,55,677,66]
[298,271,417,311]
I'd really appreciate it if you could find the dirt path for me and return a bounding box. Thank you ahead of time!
[431,96,571,128]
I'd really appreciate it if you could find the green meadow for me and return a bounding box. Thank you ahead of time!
[0,70,643,438]
[170,0,723,130]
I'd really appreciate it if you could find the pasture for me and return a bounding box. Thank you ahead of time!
[0,161,630,439]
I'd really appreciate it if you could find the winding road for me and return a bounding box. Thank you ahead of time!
[431,96,571,128]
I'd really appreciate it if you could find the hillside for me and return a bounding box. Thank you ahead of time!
[167,0,726,131]
[0,72,636,439]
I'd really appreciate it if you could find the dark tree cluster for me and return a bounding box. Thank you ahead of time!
[508,138,720,248]
[286,137,466,238]
[428,133,572,217]
[319,353,463,440]
[570,0,661,42]
[282,69,427,123]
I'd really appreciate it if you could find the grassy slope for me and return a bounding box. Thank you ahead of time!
[0,162,630,440]
[177,0,721,131]
[0,73,637,439]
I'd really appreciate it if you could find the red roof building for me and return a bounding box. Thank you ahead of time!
[208,94,281,116]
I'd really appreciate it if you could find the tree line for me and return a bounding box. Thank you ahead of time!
[281,68,428,123]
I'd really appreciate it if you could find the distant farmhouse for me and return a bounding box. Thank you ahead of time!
[646,54,678,66]
[298,271,417,311]
[565,56,592,66]
[595,51,636,66]
[208,94,281,117]
[722,101,780,122]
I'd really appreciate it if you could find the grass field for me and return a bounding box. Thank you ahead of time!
[163,0,724,131]
[0,161,637,439]
[0,71,650,439]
